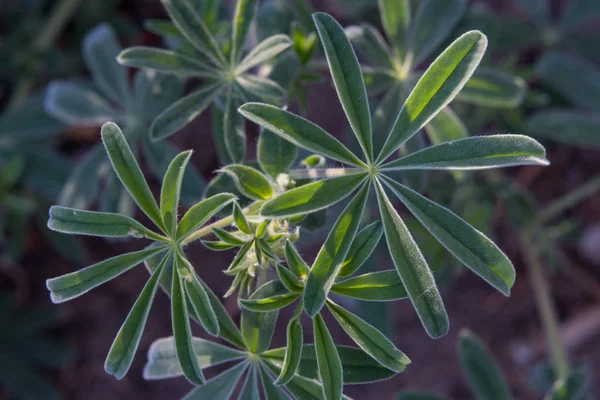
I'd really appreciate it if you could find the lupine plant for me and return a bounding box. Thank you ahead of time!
[43,7,553,398]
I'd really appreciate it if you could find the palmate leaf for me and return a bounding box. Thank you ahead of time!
[239,364,260,400]
[285,240,310,278]
[276,264,304,293]
[303,183,369,317]
[376,30,487,164]
[374,179,448,338]
[314,12,373,162]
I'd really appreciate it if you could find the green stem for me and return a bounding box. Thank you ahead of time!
[536,174,600,225]
[288,168,361,180]
[8,0,82,108]
[521,232,569,380]
[181,200,264,245]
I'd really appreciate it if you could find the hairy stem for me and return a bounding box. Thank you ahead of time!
[181,200,264,245]
[8,0,82,108]
[536,174,600,225]
[288,168,362,179]
[521,232,569,380]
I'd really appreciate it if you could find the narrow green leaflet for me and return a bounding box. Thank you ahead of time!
[338,221,383,277]
[332,270,408,301]
[239,103,366,167]
[527,110,600,148]
[172,266,205,385]
[285,240,310,278]
[261,173,367,219]
[241,281,281,353]
[143,337,246,380]
[105,252,170,379]
[326,299,410,372]
[376,31,487,164]
[239,364,260,400]
[458,329,512,400]
[236,35,293,74]
[410,0,466,66]
[45,82,120,125]
[236,75,287,106]
[47,206,160,240]
[230,0,259,64]
[233,203,252,234]
[117,47,218,77]
[303,183,369,316]
[258,362,289,400]
[382,135,549,171]
[162,0,227,67]
[220,165,273,200]
[160,151,191,234]
[150,82,224,141]
[313,313,343,400]
[372,84,404,155]
[47,245,166,303]
[184,266,219,336]
[258,130,298,179]
[213,228,247,246]
[374,179,448,338]
[424,107,468,145]
[345,24,396,71]
[384,177,515,295]
[264,360,330,400]
[458,68,526,108]
[276,264,303,293]
[101,122,166,231]
[182,362,248,400]
[378,0,410,61]
[201,280,246,349]
[274,315,303,385]
[240,287,300,312]
[177,193,237,240]
[223,89,246,163]
[314,12,373,161]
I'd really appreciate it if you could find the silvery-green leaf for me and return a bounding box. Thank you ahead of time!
[236,75,287,106]
[183,261,219,336]
[258,130,298,179]
[241,281,281,353]
[285,240,310,278]
[458,68,526,108]
[345,24,396,71]
[332,270,408,301]
[118,47,218,77]
[274,314,303,385]
[378,0,410,61]
[313,313,343,400]
[182,362,249,400]
[230,0,259,64]
[219,164,273,200]
[240,281,299,312]
[527,109,600,148]
[238,364,260,400]
[258,362,289,400]
[223,89,246,163]
[44,82,120,125]
[160,151,192,234]
[338,221,383,277]
[236,34,293,74]
[424,107,468,145]
[276,264,303,293]
[177,193,237,240]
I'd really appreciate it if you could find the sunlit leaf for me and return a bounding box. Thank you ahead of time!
[332,270,408,301]
[313,313,343,400]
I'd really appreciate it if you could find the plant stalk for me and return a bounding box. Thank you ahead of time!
[536,174,600,225]
[7,0,82,108]
[521,232,569,380]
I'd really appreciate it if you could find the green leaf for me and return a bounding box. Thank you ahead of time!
[372,84,404,155]
[397,391,450,400]
[314,12,373,162]
[117,47,218,77]
[376,30,487,164]
[44,82,120,125]
[331,270,408,301]
[264,360,329,400]
[424,107,468,145]
[458,329,512,400]
[230,0,259,64]
[326,300,410,372]
[223,89,246,163]
[212,228,247,246]
[378,0,410,61]
[258,362,289,400]
[233,203,252,234]
[274,314,303,385]
[381,135,549,171]
[536,51,600,110]
[258,130,298,179]
[236,34,293,74]
[239,364,260,400]
[143,336,246,380]
[410,0,466,66]
[83,24,130,106]
[239,103,366,167]
[384,177,515,295]
[345,24,396,71]
[162,0,227,67]
[374,179,448,338]
[240,280,299,312]
[177,193,237,240]
[544,368,589,400]
[303,183,369,316]
[241,281,281,353]
[201,241,237,251]
[261,173,367,219]
[338,221,383,277]
[47,206,160,240]
[105,252,170,379]
[182,361,248,400]
[458,68,526,108]
[101,122,166,231]
[150,81,224,141]
[276,264,304,293]
[263,344,397,384]
[285,240,310,277]
[183,262,219,336]
[160,151,192,235]
[527,109,600,148]
[172,265,205,385]
[313,313,343,400]
[47,245,166,303]
[236,75,287,106]
[219,165,273,200]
